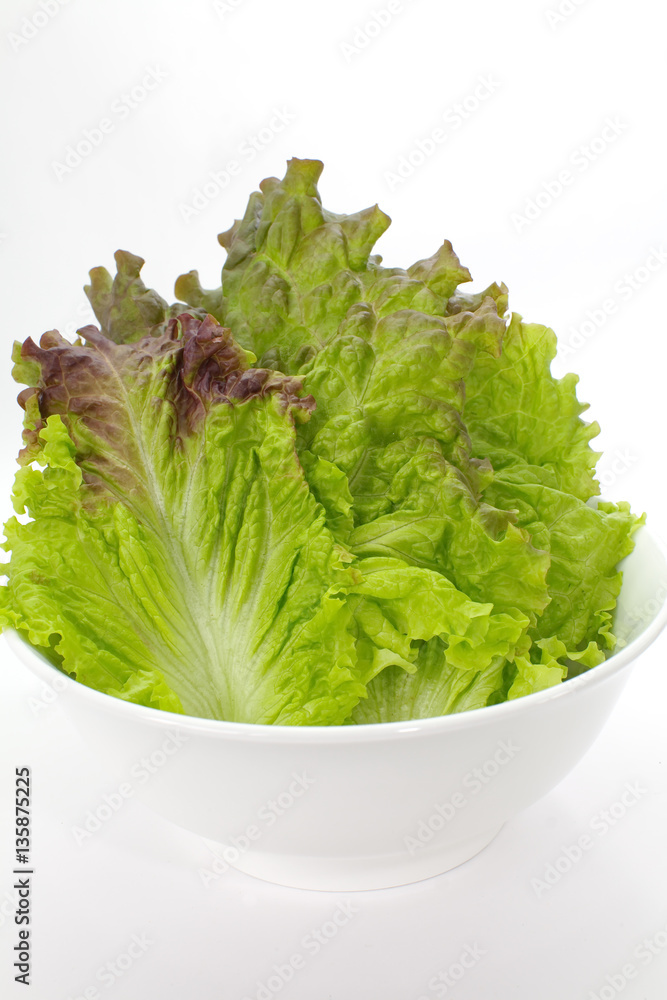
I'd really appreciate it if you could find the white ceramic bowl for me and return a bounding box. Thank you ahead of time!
[6,526,667,891]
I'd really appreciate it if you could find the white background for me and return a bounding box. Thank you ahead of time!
[1,0,666,997]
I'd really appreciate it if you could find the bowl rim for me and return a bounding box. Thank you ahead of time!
[5,525,667,745]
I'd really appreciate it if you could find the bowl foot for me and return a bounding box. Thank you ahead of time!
[203,824,505,891]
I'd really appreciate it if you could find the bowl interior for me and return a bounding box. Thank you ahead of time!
[614,524,667,646]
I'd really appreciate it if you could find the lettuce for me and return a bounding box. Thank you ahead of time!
[1,159,642,724]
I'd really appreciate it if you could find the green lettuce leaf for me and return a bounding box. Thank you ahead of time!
[5,311,538,724]
[176,158,550,632]
[464,313,601,502]
[172,158,641,719]
[1,159,642,726]
[352,607,529,723]
[464,313,642,675]
[3,316,375,723]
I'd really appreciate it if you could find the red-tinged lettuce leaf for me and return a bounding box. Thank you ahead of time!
[5,312,524,724]
[2,159,642,726]
[174,159,547,637]
[3,315,368,723]
[85,250,172,344]
[13,314,307,518]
